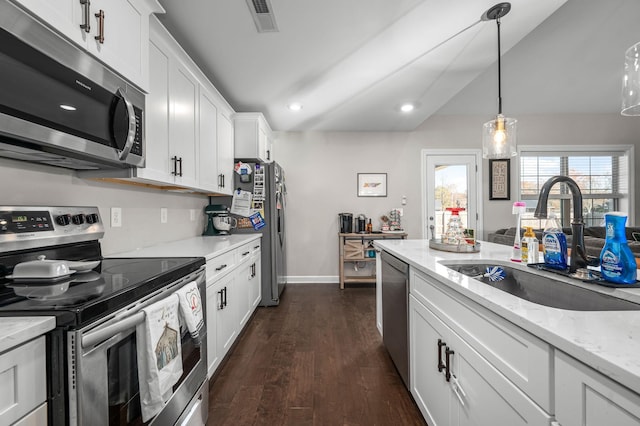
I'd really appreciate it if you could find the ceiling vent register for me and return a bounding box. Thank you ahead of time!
[247,0,279,33]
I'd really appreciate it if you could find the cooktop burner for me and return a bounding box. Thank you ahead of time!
[0,257,205,327]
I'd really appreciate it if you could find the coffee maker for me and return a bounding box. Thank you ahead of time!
[339,213,353,233]
[203,204,236,235]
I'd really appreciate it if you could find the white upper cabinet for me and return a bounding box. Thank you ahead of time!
[198,83,235,195]
[216,107,235,195]
[234,112,273,162]
[12,0,162,91]
[138,19,198,188]
[198,87,220,191]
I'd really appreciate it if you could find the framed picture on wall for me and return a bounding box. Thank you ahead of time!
[357,173,387,197]
[489,159,510,200]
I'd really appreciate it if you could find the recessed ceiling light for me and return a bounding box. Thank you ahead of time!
[288,103,303,111]
[400,103,415,113]
[60,104,77,111]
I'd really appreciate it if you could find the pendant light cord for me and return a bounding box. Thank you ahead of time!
[497,17,502,115]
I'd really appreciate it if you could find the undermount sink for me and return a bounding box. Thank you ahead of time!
[440,262,640,311]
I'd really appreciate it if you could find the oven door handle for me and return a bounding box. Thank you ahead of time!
[81,311,145,348]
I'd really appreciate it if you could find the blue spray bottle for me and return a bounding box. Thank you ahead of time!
[600,212,637,284]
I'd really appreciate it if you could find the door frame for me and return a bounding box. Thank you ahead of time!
[420,149,484,240]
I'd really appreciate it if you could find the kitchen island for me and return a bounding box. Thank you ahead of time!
[376,239,640,426]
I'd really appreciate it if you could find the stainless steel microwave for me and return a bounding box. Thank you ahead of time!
[0,2,145,170]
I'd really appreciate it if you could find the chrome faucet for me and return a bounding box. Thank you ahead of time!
[534,175,598,273]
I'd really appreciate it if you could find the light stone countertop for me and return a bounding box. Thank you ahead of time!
[375,238,640,395]
[112,234,262,259]
[0,316,55,353]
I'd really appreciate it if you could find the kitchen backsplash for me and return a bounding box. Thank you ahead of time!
[0,158,208,255]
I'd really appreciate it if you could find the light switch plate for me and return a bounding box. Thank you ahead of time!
[160,208,168,224]
[111,207,122,227]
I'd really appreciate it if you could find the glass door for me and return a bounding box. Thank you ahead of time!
[423,151,481,240]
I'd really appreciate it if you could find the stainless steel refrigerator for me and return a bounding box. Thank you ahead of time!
[233,161,287,306]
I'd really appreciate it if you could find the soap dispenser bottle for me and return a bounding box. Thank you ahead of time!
[543,213,568,270]
[521,227,539,264]
[600,212,637,284]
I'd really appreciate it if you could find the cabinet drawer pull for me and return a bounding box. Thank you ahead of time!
[437,339,446,373]
[445,347,454,382]
[80,0,91,32]
[215,264,227,271]
[253,245,260,249]
[218,289,224,309]
[94,10,105,44]
[242,251,250,256]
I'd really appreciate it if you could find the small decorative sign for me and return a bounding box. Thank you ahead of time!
[489,159,510,200]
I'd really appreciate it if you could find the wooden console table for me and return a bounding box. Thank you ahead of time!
[338,232,407,289]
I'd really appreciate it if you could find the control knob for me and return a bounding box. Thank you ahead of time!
[86,213,100,224]
[56,214,72,226]
[72,214,85,225]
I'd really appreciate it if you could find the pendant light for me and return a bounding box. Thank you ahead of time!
[482,3,517,159]
[622,41,640,116]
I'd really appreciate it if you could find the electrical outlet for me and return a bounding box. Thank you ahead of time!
[111,207,122,227]
[190,209,196,221]
[161,208,168,224]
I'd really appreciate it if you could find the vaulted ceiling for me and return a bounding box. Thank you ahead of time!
[157,0,639,131]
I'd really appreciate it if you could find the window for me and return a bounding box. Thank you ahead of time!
[519,147,632,229]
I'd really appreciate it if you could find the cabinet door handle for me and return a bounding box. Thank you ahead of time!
[221,174,225,188]
[437,339,446,373]
[79,0,91,32]
[223,287,228,307]
[266,149,271,161]
[218,289,224,309]
[445,347,454,382]
[177,157,183,176]
[171,156,178,176]
[94,10,105,44]
[215,264,227,272]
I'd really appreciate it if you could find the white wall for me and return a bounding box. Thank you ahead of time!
[275,113,640,281]
[0,158,209,255]
[1,112,638,279]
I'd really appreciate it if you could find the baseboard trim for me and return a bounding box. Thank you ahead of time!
[286,276,338,284]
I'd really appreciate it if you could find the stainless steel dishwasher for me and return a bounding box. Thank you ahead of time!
[381,251,410,388]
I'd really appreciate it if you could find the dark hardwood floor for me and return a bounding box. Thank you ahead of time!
[207,284,426,426]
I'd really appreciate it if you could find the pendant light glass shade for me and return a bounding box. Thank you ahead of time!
[622,41,640,116]
[481,3,516,159]
[482,114,517,159]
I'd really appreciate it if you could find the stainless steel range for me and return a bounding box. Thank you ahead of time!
[0,206,209,425]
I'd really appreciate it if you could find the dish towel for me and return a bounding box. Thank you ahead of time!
[136,293,183,422]
[175,281,204,344]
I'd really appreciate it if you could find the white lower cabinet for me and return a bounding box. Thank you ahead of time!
[205,240,261,378]
[555,351,640,426]
[249,252,262,310]
[410,295,551,426]
[236,259,253,329]
[0,337,47,426]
